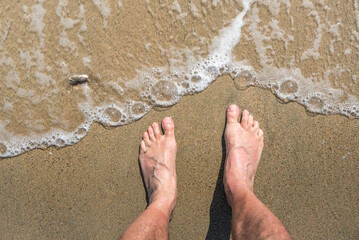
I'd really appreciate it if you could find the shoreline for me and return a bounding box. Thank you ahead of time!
[1,76,358,239]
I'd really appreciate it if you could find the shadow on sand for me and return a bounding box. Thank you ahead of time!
[205,134,232,240]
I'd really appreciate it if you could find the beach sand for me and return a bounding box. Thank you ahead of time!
[1,75,358,239]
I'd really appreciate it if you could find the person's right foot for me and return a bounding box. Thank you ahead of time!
[223,104,264,206]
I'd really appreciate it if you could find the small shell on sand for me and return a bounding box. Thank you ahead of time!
[68,74,89,85]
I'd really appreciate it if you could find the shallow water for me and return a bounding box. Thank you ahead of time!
[0,0,358,157]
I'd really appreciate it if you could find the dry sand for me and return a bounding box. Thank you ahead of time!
[1,75,358,239]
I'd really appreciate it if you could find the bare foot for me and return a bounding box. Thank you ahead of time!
[139,117,177,219]
[223,104,264,206]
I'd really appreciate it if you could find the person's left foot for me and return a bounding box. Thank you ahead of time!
[139,117,177,219]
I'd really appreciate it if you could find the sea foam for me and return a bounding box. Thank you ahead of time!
[0,0,358,158]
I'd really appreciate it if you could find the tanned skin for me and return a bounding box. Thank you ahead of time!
[223,104,291,240]
[119,117,176,240]
[119,105,291,240]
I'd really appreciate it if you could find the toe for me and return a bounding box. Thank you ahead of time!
[257,129,263,138]
[140,140,147,152]
[143,132,151,146]
[152,122,161,139]
[162,117,175,137]
[253,120,259,129]
[241,110,249,128]
[148,126,155,141]
[226,104,240,124]
[248,114,253,128]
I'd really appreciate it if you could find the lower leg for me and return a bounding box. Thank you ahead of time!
[230,186,291,240]
[119,118,177,240]
[118,205,170,240]
[224,104,291,240]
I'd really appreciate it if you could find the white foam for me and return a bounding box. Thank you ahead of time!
[19,50,35,70]
[92,0,111,28]
[58,60,69,75]
[0,121,92,157]
[3,98,13,112]
[171,0,181,13]
[118,0,122,11]
[59,33,74,51]
[35,71,55,88]
[57,1,86,52]
[1,0,359,158]
[189,1,200,17]
[62,17,80,29]
[145,43,151,51]
[104,81,124,95]
[300,4,323,61]
[212,0,221,7]
[344,48,351,55]
[23,1,46,47]
[82,57,91,68]
[0,21,11,51]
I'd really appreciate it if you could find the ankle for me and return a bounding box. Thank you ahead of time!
[148,202,175,222]
[230,188,256,208]
[225,182,254,207]
[149,196,176,220]
[146,204,172,224]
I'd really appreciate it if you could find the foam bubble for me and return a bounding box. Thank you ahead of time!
[151,80,179,106]
[76,127,87,135]
[190,75,202,83]
[105,107,122,122]
[1,0,359,158]
[131,103,146,115]
[233,70,255,90]
[56,139,65,147]
[279,80,299,94]
[307,96,324,112]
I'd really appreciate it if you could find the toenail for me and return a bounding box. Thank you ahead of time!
[228,105,236,112]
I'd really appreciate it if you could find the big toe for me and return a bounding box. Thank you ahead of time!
[227,104,240,124]
[162,117,175,137]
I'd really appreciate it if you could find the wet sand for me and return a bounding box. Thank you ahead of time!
[0,75,358,239]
